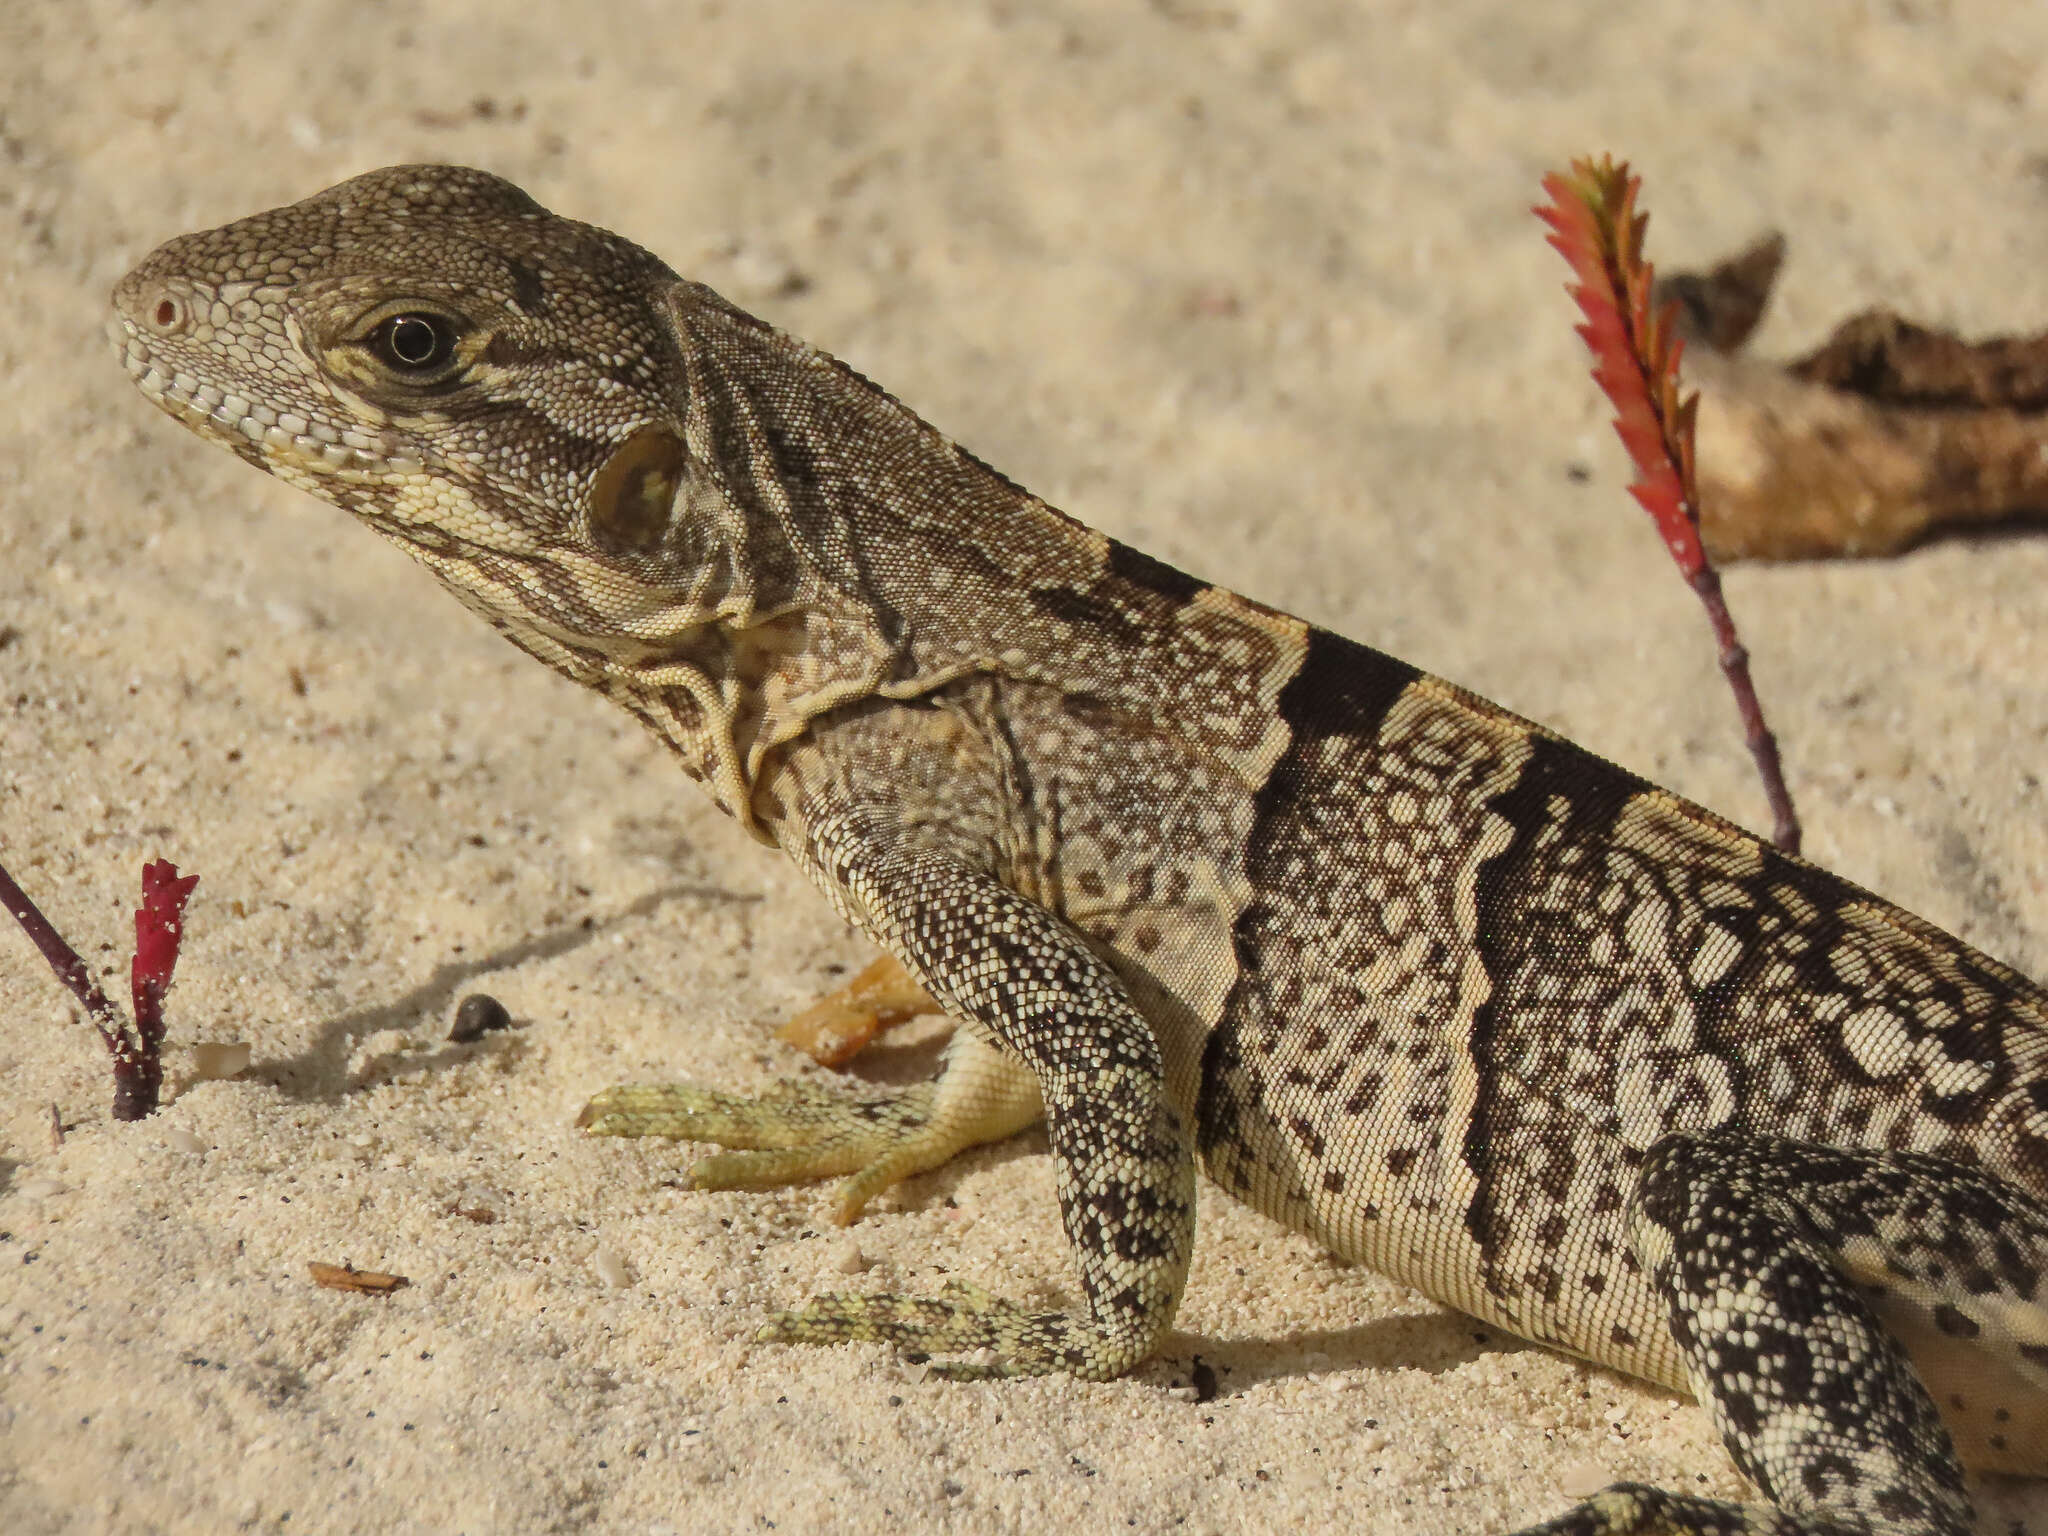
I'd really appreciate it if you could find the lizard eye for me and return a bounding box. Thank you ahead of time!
[367,312,460,374]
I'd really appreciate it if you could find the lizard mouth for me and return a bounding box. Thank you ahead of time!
[106,311,424,481]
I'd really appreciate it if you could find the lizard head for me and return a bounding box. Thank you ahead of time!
[109,164,763,658]
[109,164,908,826]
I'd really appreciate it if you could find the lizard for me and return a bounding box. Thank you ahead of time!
[107,164,2048,1536]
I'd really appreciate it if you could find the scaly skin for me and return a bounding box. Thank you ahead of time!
[113,166,2048,1532]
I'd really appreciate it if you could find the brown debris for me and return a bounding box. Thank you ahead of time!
[775,953,940,1066]
[308,1260,411,1295]
[1787,310,2048,410]
[1659,236,2048,561]
[1653,231,1784,355]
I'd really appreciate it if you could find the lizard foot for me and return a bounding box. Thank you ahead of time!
[578,1029,1042,1224]
[773,953,939,1066]
[588,843,1197,1386]
[761,1278,1151,1381]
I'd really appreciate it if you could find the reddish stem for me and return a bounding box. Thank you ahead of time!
[1539,157,1802,856]
[0,856,128,1044]
[1687,569,1801,854]
[0,855,187,1120]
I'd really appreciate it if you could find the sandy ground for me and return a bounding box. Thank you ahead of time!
[5,2,2048,1531]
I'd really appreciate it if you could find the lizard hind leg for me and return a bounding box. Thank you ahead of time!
[1514,1128,2048,1536]
[578,1026,1042,1226]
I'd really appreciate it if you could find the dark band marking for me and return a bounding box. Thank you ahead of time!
[503,256,547,314]
[1106,539,1207,604]
[1028,584,1144,645]
[478,335,655,398]
[1459,733,1647,1254]
[1198,627,1425,1173]
[1272,628,1423,746]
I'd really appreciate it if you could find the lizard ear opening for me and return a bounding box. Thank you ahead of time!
[588,425,687,555]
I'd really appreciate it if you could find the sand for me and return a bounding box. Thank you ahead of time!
[5,2,2048,1531]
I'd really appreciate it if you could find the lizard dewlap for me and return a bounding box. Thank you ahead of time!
[113,164,2048,1536]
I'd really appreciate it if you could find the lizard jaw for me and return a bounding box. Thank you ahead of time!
[107,308,425,484]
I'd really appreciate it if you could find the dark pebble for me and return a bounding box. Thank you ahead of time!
[449,993,512,1042]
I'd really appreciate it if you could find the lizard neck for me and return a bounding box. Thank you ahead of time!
[667,286,1311,806]
[475,282,1313,835]
[413,522,899,841]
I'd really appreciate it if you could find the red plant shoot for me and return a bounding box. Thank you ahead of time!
[1537,157,1801,855]
[127,858,201,1114]
[0,854,198,1120]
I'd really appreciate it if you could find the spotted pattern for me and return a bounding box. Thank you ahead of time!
[112,165,2048,1533]
[771,809,1198,1379]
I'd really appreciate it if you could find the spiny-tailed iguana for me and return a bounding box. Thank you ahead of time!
[110,165,2048,1535]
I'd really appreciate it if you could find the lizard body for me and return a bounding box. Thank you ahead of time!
[111,165,2048,1534]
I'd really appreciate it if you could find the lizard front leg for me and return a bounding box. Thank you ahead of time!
[769,815,1200,1379]
[1516,1130,2048,1536]
[591,814,1200,1380]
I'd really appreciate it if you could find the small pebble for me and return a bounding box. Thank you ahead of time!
[830,1238,870,1275]
[592,1246,634,1288]
[449,993,513,1043]
[191,1041,252,1079]
[164,1126,206,1155]
[17,1177,66,1201]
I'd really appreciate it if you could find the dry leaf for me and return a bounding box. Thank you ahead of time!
[1662,237,2048,560]
[775,954,940,1066]
[308,1260,411,1295]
